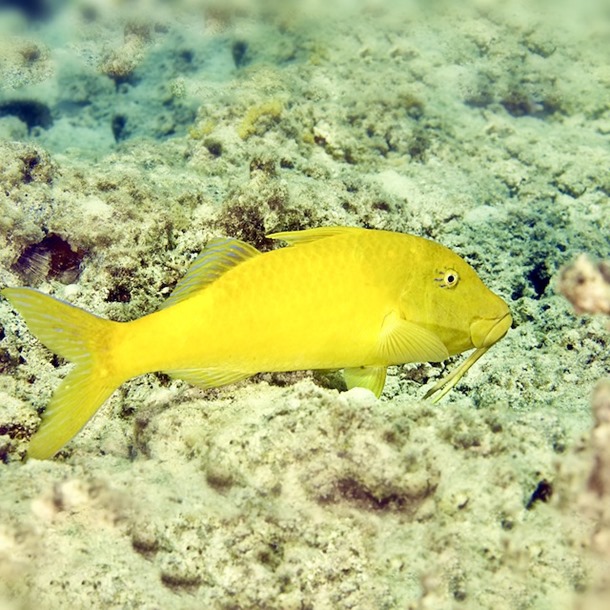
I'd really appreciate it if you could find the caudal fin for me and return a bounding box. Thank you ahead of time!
[2,287,122,459]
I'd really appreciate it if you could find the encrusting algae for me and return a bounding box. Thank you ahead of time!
[2,226,512,459]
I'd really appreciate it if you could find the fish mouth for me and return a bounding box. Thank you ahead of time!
[470,311,512,349]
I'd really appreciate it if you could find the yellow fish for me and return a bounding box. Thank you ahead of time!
[2,227,511,459]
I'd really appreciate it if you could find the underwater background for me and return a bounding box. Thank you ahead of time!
[0,0,609,608]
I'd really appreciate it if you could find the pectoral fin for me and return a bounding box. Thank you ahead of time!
[378,311,449,364]
[343,366,387,397]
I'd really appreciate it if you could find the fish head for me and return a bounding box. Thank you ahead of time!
[400,241,512,357]
[469,306,512,349]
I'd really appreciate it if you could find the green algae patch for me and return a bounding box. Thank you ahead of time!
[237,100,283,140]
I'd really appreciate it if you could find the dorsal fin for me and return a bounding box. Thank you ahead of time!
[267,226,364,246]
[161,237,260,309]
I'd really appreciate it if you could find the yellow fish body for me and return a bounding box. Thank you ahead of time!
[2,227,511,459]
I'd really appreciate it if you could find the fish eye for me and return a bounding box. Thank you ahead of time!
[443,269,459,287]
[435,268,460,288]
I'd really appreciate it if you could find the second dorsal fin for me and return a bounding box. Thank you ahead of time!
[161,237,260,309]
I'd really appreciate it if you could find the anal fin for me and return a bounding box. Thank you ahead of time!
[166,367,252,389]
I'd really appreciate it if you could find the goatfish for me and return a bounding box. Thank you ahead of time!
[2,226,512,459]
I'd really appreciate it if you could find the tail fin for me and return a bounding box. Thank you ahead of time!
[2,287,123,459]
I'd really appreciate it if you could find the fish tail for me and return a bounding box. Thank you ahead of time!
[2,287,123,459]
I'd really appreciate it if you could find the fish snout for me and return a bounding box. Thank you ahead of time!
[470,311,512,349]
